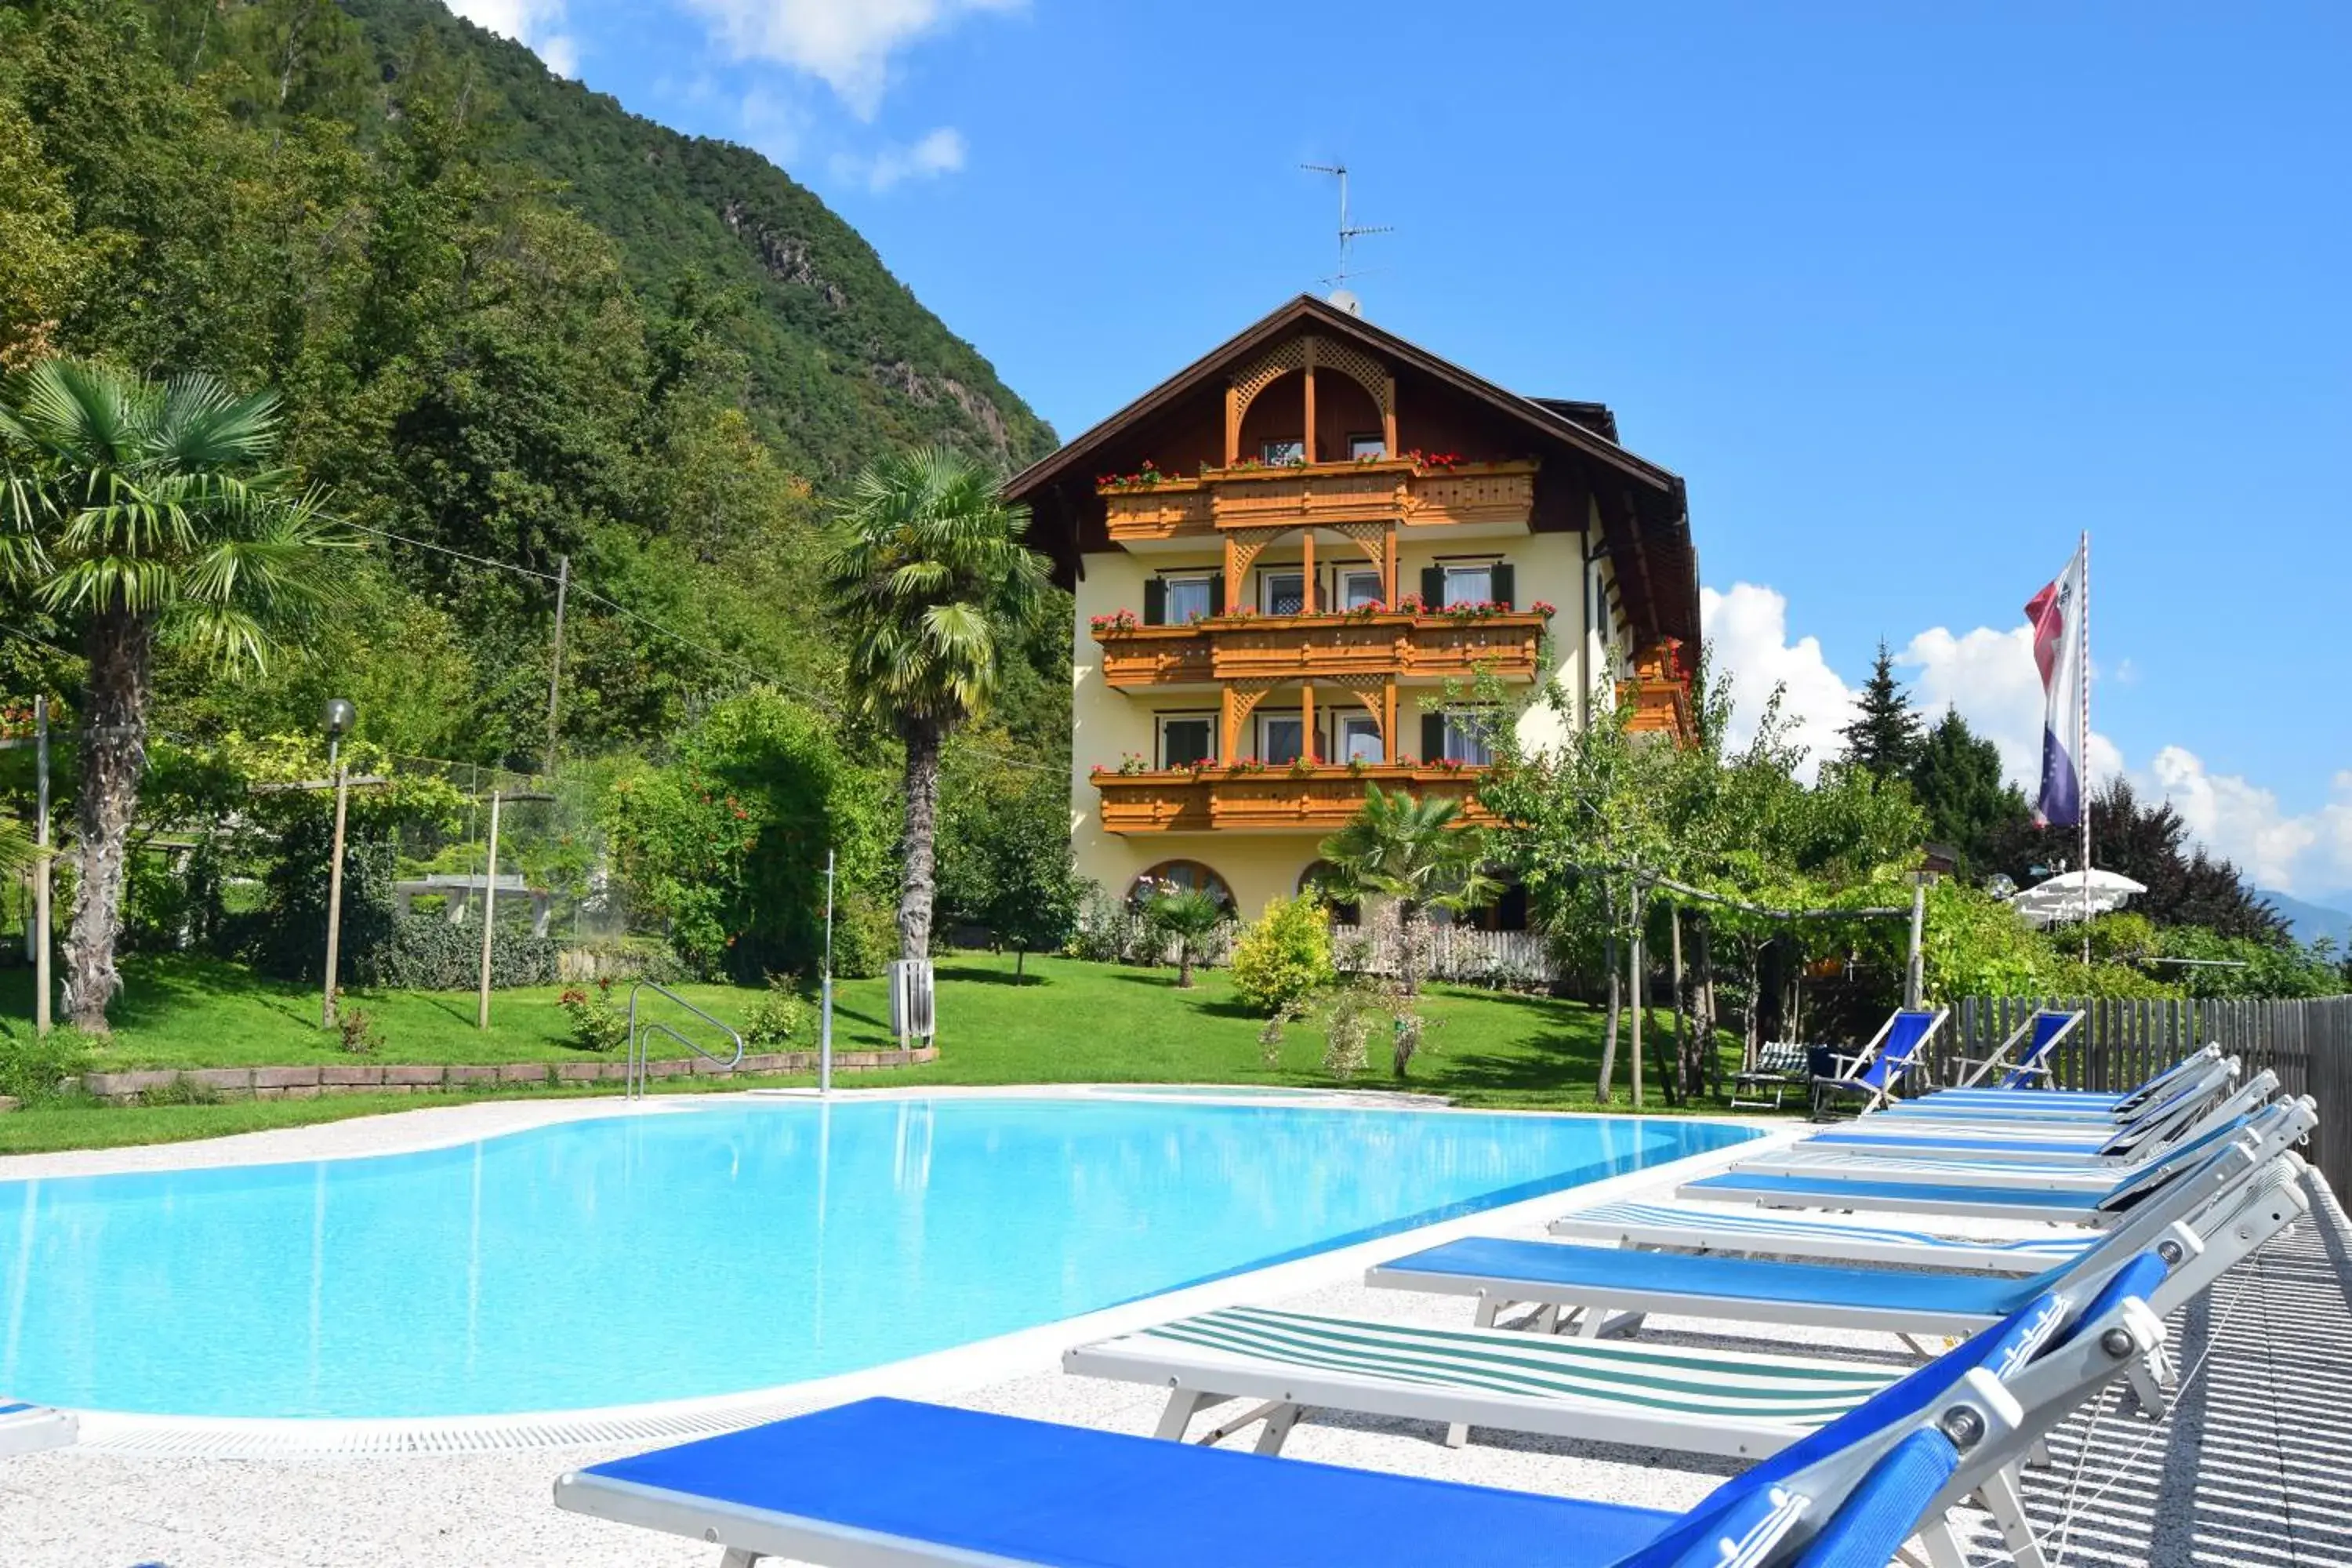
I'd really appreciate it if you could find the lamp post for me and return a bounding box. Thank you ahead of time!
[320,698,356,1029]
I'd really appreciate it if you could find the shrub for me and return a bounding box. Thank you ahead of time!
[0,1028,94,1105]
[336,1006,384,1055]
[1229,895,1333,1017]
[367,914,558,991]
[745,977,811,1047]
[137,1073,223,1106]
[558,978,629,1053]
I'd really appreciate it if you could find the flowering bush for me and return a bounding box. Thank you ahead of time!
[1185,756,1216,779]
[0,702,40,741]
[1345,755,1370,775]
[1226,755,1269,775]
[1229,895,1334,1018]
[1439,598,1516,622]
[1341,598,1387,620]
[1116,752,1149,776]
[1393,593,1426,615]
[1403,449,1465,470]
[1529,600,1557,618]
[1432,757,1468,774]
[1214,604,1258,621]
[558,978,628,1053]
[1287,753,1324,778]
[1088,608,1141,634]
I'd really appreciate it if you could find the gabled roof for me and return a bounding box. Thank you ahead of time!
[1004,296,1700,655]
[1004,294,1682,500]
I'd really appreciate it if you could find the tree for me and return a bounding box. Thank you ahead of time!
[1145,884,1227,989]
[0,360,350,1029]
[1990,778,2288,942]
[937,763,1080,978]
[1908,709,2030,873]
[1317,785,1499,1003]
[824,446,1047,963]
[1838,641,1924,781]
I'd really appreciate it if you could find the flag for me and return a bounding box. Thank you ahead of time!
[2024,544,2086,827]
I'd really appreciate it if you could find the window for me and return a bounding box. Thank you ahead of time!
[1261,437,1305,465]
[1131,860,1233,911]
[1338,569,1384,610]
[1261,571,1306,615]
[1442,563,1493,607]
[1160,715,1214,769]
[1348,432,1386,460]
[1298,860,1359,924]
[1442,711,1495,768]
[1259,713,1305,765]
[1163,574,1214,625]
[1338,714,1384,764]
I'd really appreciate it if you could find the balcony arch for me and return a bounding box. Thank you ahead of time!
[1225,335,1396,465]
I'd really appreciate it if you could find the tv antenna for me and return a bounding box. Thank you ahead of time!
[1300,162,1390,311]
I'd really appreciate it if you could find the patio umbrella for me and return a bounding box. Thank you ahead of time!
[2008,869,2148,927]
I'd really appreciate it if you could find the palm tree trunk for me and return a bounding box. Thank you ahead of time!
[896,718,943,960]
[1177,943,1195,988]
[65,607,151,1032]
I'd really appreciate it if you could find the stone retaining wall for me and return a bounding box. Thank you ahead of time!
[73,1046,939,1105]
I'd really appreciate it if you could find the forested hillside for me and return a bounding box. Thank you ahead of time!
[0,0,1062,770]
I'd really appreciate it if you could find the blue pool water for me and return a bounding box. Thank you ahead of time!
[1,1099,1753,1418]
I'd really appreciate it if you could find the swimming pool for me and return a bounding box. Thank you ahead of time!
[2,1098,1754,1419]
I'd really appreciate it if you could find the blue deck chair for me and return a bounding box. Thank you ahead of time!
[0,1399,74,1457]
[553,1261,2173,1568]
[1810,1009,1947,1119]
[1894,1044,2223,1121]
[1367,1131,2298,1346]
[1792,1069,2269,1164]
[1947,1008,2083,1089]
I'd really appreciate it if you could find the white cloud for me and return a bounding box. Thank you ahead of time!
[447,0,578,76]
[832,125,967,192]
[679,0,1025,119]
[739,86,810,165]
[1705,580,2343,895]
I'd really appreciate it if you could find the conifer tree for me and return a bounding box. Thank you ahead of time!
[1838,641,1925,781]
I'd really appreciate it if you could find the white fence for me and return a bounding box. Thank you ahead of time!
[1330,924,1557,987]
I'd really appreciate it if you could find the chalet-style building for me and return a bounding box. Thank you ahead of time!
[1004,296,1700,921]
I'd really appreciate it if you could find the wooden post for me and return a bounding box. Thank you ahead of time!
[1381,376,1398,459]
[1383,525,1399,606]
[33,695,50,1035]
[1629,919,1645,1109]
[1302,339,1319,464]
[1904,877,1926,1009]
[1382,681,1398,760]
[1301,529,1316,614]
[1220,685,1238,763]
[476,789,502,1030]
[1300,683,1316,764]
[321,740,350,1029]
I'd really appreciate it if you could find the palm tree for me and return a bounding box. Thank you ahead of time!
[0,361,349,1030]
[824,445,1045,962]
[1319,784,1500,1000]
[1145,884,1229,989]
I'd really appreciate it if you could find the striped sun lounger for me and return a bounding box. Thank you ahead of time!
[1547,1200,2098,1275]
[0,1399,74,1457]
[1066,1304,1910,1459]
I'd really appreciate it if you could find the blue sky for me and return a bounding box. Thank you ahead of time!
[462,1,2351,898]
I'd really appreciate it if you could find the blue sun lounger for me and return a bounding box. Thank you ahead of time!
[1368,1136,2299,1345]
[1890,1044,2223,1122]
[1945,1009,2083,1089]
[1797,1064,2256,1160]
[1809,1009,1947,1117]
[0,1399,74,1457]
[554,1259,2173,1568]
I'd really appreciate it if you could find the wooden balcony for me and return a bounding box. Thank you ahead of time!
[1093,764,1496,834]
[1100,459,1537,544]
[1620,640,1697,745]
[1093,612,1548,690]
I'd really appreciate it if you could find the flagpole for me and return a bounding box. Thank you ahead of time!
[2078,530,2091,966]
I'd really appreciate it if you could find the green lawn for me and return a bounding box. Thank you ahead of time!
[0,952,1757,1154]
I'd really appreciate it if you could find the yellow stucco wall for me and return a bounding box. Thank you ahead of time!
[1067,521,1627,913]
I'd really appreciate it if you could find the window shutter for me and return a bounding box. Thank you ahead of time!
[1421,712,1445,764]
[1210,571,1226,615]
[1142,578,1166,626]
[1491,563,1515,609]
[1420,566,1444,607]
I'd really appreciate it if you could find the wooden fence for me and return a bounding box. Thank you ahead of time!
[1941,995,2352,1196]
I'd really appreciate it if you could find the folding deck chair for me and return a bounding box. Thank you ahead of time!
[1946,1009,2082,1090]
[1893,1044,2223,1121]
[1810,1009,1947,1119]
[1796,1063,2254,1159]
[554,1263,2175,1568]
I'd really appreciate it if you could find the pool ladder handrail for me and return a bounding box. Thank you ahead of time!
[623,980,746,1100]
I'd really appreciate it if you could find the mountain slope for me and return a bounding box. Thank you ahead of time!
[2256,889,2352,949]
[339,0,1055,486]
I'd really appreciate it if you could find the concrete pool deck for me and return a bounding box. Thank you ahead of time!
[2,1090,2342,1566]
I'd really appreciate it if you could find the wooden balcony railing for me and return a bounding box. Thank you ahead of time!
[1092,763,1495,834]
[1100,459,1537,544]
[1093,611,1548,689]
